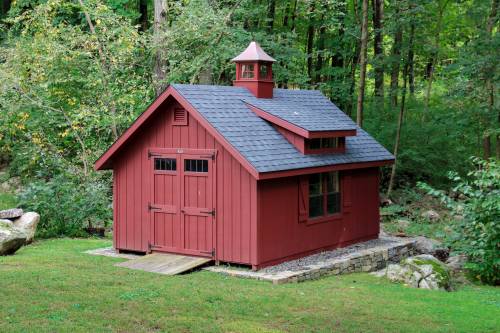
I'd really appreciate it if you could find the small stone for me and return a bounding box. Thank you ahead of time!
[396,219,410,229]
[420,210,440,221]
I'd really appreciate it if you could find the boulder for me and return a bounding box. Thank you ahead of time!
[377,254,451,291]
[0,208,23,219]
[0,220,27,255]
[446,254,467,272]
[412,236,449,261]
[420,209,440,221]
[0,219,14,228]
[13,212,40,244]
[380,196,393,207]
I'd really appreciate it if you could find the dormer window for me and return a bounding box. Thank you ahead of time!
[241,64,255,79]
[309,138,339,150]
[304,137,345,154]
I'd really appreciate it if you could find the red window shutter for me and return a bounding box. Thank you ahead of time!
[298,176,309,222]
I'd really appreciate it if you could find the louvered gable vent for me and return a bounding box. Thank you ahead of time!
[173,108,188,126]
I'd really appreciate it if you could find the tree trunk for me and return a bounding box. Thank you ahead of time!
[138,0,149,31]
[389,0,402,108]
[356,0,369,127]
[290,0,298,31]
[331,1,347,69]
[266,0,275,33]
[306,1,316,81]
[1,0,11,16]
[315,7,327,83]
[408,21,416,96]
[387,32,412,198]
[485,0,499,159]
[424,0,449,113]
[372,0,384,105]
[154,0,169,97]
[347,0,361,116]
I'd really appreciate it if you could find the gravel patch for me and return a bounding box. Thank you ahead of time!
[261,237,400,273]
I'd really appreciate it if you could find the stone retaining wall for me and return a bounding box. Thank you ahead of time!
[206,237,417,284]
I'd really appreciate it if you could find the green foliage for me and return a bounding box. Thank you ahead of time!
[0,0,149,237]
[419,158,500,285]
[18,173,112,238]
[0,0,498,238]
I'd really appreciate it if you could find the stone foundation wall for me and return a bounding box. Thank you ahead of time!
[287,241,416,284]
[206,238,417,284]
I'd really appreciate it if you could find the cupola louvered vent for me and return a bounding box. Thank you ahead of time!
[173,108,188,126]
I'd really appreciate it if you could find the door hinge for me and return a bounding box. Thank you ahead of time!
[200,248,215,257]
[201,209,216,217]
[148,151,161,159]
[148,203,161,211]
[200,153,216,160]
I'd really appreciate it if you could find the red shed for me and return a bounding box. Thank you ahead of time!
[95,42,394,269]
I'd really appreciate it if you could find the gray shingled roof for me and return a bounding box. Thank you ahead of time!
[243,91,357,132]
[172,84,393,173]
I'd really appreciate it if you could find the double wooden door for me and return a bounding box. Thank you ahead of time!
[149,148,215,258]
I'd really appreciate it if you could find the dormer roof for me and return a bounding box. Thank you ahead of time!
[231,41,276,62]
[243,95,357,138]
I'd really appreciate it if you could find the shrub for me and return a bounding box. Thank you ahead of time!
[419,158,500,285]
[18,174,112,238]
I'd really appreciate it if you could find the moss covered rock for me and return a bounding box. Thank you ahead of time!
[382,254,452,291]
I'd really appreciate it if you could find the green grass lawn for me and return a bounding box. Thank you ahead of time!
[0,192,17,211]
[0,239,498,332]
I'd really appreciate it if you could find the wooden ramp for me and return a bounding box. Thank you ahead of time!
[115,253,211,275]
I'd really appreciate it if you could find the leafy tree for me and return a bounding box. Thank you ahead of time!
[419,158,500,285]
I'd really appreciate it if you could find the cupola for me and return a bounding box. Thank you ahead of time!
[232,41,276,98]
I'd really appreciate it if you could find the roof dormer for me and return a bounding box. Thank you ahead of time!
[232,41,276,98]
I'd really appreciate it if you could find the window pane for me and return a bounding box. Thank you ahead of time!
[326,171,340,214]
[309,174,322,195]
[321,138,331,148]
[242,64,254,78]
[259,64,268,78]
[184,159,208,173]
[327,193,341,214]
[154,158,176,171]
[309,195,324,218]
[325,172,339,193]
[309,138,321,149]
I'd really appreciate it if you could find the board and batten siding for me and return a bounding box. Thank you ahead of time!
[256,167,380,268]
[112,96,258,265]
